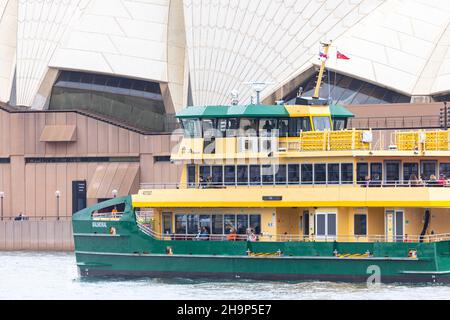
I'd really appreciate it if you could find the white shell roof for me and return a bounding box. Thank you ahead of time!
[184,0,450,105]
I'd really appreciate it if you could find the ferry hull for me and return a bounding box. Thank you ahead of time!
[75,251,450,284]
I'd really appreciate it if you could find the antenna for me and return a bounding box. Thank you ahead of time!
[244,81,274,105]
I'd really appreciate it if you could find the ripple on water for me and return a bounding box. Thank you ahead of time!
[0,252,450,300]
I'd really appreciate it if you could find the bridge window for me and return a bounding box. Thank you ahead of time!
[259,119,277,136]
[218,118,239,137]
[313,117,332,131]
[240,119,258,137]
[289,117,311,137]
[202,119,216,137]
[278,119,289,137]
[182,119,202,138]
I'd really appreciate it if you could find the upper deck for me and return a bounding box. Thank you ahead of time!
[173,104,450,161]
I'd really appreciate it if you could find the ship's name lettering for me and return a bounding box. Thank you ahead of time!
[92,222,107,228]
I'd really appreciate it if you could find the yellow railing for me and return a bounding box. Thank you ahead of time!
[395,130,450,151]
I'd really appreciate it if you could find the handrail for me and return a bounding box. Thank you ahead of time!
[92,211,125,220]
[134,212,450,244]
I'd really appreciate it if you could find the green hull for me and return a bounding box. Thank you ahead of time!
[73,197,450,284]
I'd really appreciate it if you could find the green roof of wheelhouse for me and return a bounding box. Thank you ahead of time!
[176,104,354,119]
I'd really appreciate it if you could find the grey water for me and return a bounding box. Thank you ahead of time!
[1,252,450,300]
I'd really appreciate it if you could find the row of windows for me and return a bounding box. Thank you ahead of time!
[188,163,354,186]
[25,157,140,164]
[285,71,411,105]
[181,116,332,139]
[175,214,262,235]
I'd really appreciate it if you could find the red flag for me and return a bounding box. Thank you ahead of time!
[337,51,350,60]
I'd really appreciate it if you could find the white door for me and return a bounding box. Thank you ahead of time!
[315,213,337,241]
[385,210,404,242]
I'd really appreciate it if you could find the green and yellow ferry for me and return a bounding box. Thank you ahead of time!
[73,47,450,284]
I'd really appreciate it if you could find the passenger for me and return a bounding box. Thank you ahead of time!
[409,174,419,187]
[369,174,381,188]
[247,228,257,242]
[200,226,210,241]
[438,174,447,186]
[428,175,438,187]
[262,120,273,133]
[227,227,238,241]
[111,207,119,217]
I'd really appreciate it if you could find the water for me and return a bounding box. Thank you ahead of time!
[1,252,450,300]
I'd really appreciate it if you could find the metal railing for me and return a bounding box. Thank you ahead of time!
[92,211,125,221]
[140,180,450,190]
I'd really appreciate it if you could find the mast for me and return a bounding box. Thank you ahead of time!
[313,42,332,99]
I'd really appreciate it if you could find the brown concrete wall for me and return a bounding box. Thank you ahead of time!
[0,220,74,251]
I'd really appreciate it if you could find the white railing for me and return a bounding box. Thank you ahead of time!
[92,211,125,220]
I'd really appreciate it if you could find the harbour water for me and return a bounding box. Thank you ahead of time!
[1,252,450,300]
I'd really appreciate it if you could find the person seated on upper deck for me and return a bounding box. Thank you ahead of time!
[409,174,420,187]
[427,175,438,187]
[197,226,210,241]
[227,227,238,241]
[438,174,447,186]
[369,174,381,187]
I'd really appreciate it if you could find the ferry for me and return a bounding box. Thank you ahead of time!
[73,44,450,284]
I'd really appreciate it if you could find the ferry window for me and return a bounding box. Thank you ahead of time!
[421,161,437,180]
[239,118,258,137]
[237,215,249,235]
[212,166,223,186]
[357,163,369,184]
[175,215,187,234]
[333,119,347,131]
[259,119,277,136]
[288,164,300,184]
[327,164,340,184]
[187,165,196,188]
[162,213,173,234]
[224,215,236,234]
[237,165,249,185]
[199,215,212,232]
[187,215,199,235]
[262,165,274,185]
[341,163,354,185]
[275,165,287,185]
[354,214,367,236]
[403,163,419,182]
[250,165,261,185]
[199,166,211,186]
[218,118,239,137]
[278,119,289,137]
[313,117,331,131]
[202,119,216,138]
[370,163,383,182]
[289,117,311,137]
[327,214,337,236]
[181,119,202,138]
[250,215,261,234]
[385,161,400,184]
[440,163,450,178]
[314,164,327,184]
[212,215,224,234]
[224,165,236,186]
[301,164,313,184]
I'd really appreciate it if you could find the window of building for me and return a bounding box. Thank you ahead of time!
[313,117,332,131]
[403,163,419,182]
[354,214,367,236]
[187,165,196,188]
[357,163,369,184]
[250,165,261,185]
[327,164,340,184]
[275,165,287,185]
[224,165,236,186]
[370,163,383,182]
[154,156,171,163]
[239,119,258,137]
[236,165,249,185]
[288,164,300,185]
[301,164,313,184]
[262,165,274,185]
[289,117,311,137]
[341,163,354,184]
[314,164,326,184]
[212,166,223,186]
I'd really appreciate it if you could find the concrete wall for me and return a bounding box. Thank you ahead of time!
[0,220,73,251]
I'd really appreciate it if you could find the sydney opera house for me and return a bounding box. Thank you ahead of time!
[1,0,450,249]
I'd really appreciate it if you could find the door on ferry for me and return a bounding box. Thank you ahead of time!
[162,213,173,236]
[385,210,404,242]
[315,212,337,241]
[302,211,310,239]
